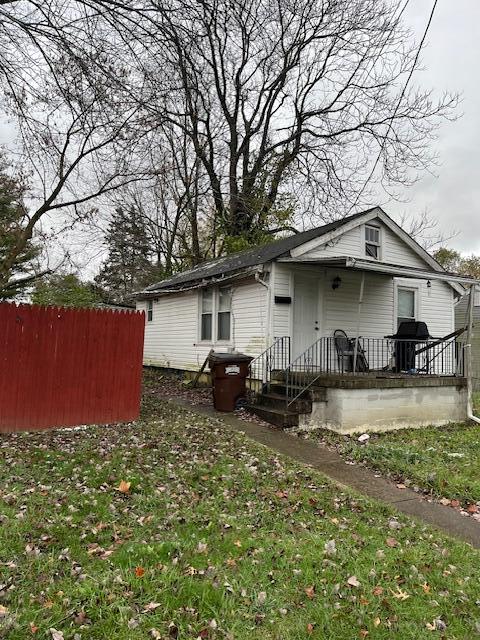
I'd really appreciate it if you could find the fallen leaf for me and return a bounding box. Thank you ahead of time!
[372,586,384,596]
[304,585,315,599]
[49,630,64,640]
[257,591,267,605]
[347,575,361,588]
[197,542,208,554]
[73,611,91,625]
[374,617,381,627]
[396,483,406,490]
[467,504,478,514]
[385,537,398,548]
[360,631,369,638]
[306,623,315,634]
[391,588,410,601]
[450,499,460,508]
[422,582,431,594]
[143,602,161,612]
[29,622,39,634]
[0,606,8,618]
[117,480,131,494]
[150,630,162,639]
[135,566,145,578]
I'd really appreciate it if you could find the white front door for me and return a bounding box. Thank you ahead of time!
[293,274,319,360]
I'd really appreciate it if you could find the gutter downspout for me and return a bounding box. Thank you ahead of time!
[255,269,271,351]
[465,284,480,424]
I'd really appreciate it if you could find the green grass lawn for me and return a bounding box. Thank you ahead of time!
[1,378,480,639]
[301,394,480,508]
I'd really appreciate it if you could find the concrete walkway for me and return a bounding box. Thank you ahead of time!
[170,398,480,549]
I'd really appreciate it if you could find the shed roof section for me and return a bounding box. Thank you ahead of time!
[140,208,376,295]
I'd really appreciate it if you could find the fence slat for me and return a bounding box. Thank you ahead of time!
[0,303,145,432]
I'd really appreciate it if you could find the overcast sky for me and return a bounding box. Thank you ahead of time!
[386,0,480,254]
[1,1,479,266]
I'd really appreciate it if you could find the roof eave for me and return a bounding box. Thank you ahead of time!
[134,265,262,300]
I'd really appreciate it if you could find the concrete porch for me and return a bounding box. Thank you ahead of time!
[248,372,468,434]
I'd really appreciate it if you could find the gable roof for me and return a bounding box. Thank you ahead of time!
[140,208,377,295]
[138,205,464,297]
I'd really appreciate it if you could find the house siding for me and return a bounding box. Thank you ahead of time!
[272,266,454,344]
[297,218,427,269]
[455,294,480,389]
[272,263,292,339]
[137,278,268,371]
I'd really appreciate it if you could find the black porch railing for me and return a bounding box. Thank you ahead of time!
[285,336,465,407]
[247,336,290,398]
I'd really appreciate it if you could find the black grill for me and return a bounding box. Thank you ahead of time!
[389,322,431,372]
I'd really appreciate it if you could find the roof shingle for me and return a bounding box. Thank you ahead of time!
[142,208,378,294]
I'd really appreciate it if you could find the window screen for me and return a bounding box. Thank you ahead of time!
[217,286,231,341]
[201,289,213,340]
[397,288,416,328]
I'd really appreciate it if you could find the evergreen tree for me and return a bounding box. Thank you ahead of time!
[0,163,41,299]
[95,206,161,303]
[32,273,102,308]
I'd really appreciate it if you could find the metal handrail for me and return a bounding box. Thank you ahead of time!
[285,335,465,408]
[247,336,291,399]
[285,337,326,407]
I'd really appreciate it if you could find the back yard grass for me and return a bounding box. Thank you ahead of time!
[299,393,480,509]
[1,375,480,639]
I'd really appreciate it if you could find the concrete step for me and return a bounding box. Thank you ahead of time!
[258,392,311,414]
[246,404,299,428]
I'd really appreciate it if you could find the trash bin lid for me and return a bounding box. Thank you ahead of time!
[208,351,253,365]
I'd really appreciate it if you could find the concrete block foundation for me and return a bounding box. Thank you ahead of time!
[298,376,468,434]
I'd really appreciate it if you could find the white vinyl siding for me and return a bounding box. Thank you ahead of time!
[272,262,292,339]
[297,219,427,268]
[138,278,268,371]
[271,266,455,348]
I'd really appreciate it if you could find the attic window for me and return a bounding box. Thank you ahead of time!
[365,225,381,260]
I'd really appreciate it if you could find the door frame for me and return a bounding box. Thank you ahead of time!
[291,270,323,360]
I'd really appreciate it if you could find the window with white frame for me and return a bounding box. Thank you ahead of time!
[147,300,153,322]
[217,286,232,341]
[199,286,232,342]
[365,225,381,259]
[397,287,416,328]
[201,289,213,341]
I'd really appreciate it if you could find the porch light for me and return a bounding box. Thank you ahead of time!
[427,280,432,288]
[332,276,342,290]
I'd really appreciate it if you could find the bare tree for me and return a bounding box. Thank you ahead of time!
[0,0,460,281]
[0,1,155,294]
[398,209,458,252]
[103,0,458,247]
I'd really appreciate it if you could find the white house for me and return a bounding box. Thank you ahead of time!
[137,207,476,433]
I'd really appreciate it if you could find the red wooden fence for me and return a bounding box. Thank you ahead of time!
[0,303,145,433]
